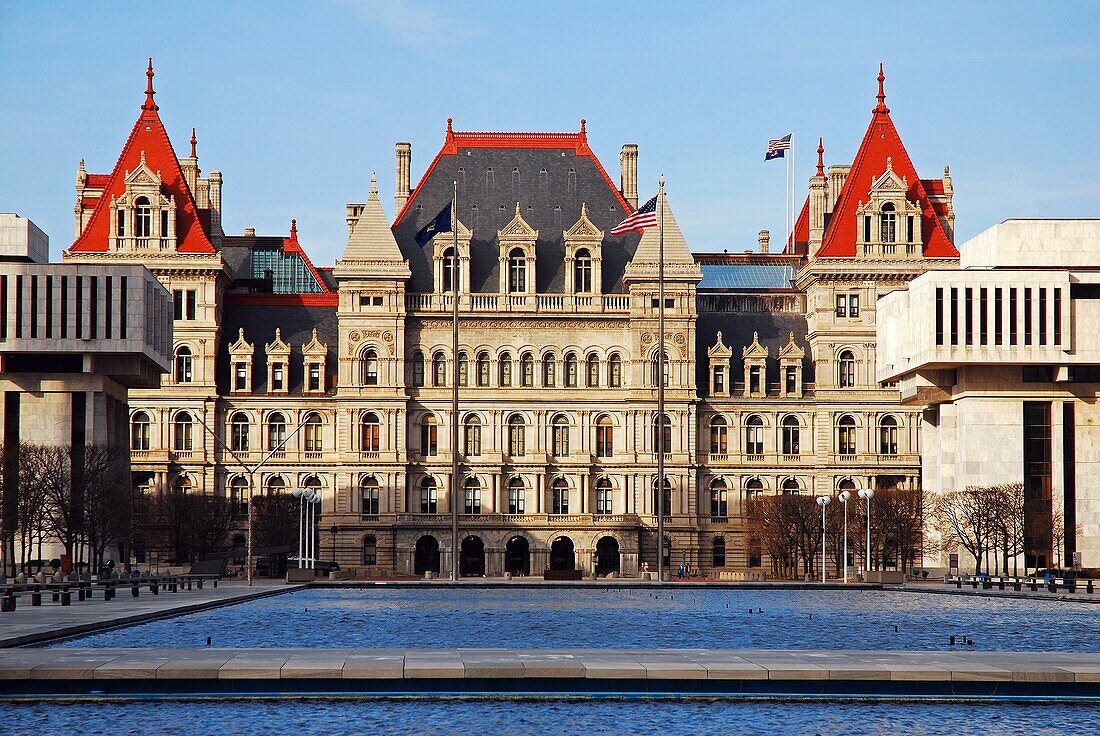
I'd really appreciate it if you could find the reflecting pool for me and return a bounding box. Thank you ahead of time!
[53,587,1100,651]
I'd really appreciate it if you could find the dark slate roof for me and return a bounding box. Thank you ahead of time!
[217,304,339,394]
[696,310,814,390]
[393,143,640,293]
[317,269,339,291]
[699,262,795,290]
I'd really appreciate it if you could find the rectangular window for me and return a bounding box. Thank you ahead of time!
[104,276,112,340]
[994,288,1003,345]
[979,288,988,345]
[0,275,7,341]
[749,365,761,394]
[964,287,973,345]
[272,364,284,391]
[935,287,944,346]
[187,290,196,320]
[785,366,797,395]
[45,275,53,338]
[75,277,83,339]
[14,276,22,338]
[713,366,724,394]
[235,363,248,391]
[1009,288,1018,345]
[60,276,67,339]
[1024,288,1033,345]
[174,290,183,321]
[1054,288,1062,346]
[1038,288,1047,345]
[308,363,321,391]
[1023,401,1053,569]
[849,294,859,318]
[863,216,871,243]
[906,216,914,243]
[118,276,127,339]
[835,295,846,318]
[508,487,525,515]
[949,287,958,345]
[89,276,98,339]
[30,275,38,338]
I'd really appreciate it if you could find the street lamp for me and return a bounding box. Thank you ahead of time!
[292,488,321,572]
[330,524,340,565]
[858,488,875,579]
[839,491,852,584]
[816,495,831,584]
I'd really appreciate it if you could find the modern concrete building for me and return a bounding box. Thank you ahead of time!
[878,219,1100,571]
[62,62,957,578]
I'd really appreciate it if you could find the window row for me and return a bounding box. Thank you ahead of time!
[706,414,902,456]
[934,285,1063,349]
[438,247,597,294]
[405,350,625,389]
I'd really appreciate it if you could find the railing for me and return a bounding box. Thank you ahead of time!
[395,512,639,526]
[781,454,801,463]
[304,451,323,460]
[708,453,728,463]
[359,514,380,522]
[404,293,633,314]
[746,454,765,463]
[360,451,381,461]
[269,450,286,459]
[172,450,195,460]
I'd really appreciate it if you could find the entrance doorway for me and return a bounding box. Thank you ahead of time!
[595,536,620,576]
[460,535,485,577]
[505,536,530,576]
[549,536,575,571]
[414,535,440,576]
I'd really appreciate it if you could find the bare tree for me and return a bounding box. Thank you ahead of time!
[934,486,998,575]
[81,445,133,571]
[876,487,925,573]
[16,444,51,572]
[39,445,76,564]
[253,491,301,577]
[745,495,800,579]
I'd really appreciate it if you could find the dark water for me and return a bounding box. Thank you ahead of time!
[1,699,1098,735]
[54,588,1099,651]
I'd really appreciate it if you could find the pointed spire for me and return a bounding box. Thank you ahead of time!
[190,128,197,158]
[446,117,454,142]
[874,62,889,114]
[369,171,379,199]
[816,137,825,177]
[142,58,158,112]
[290,219,298,240]
[515,201,522,217]
[580,202,588,219]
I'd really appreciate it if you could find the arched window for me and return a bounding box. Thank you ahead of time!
[362,535,378,565]
[173,474,192,494]
[173,411,193,451]
[595,477,613,515]
[595,415,614,458]
[838,478,857,492]
[709,416,728,454]
[411,351,425,387]
[508,414,526,457]
[476,352,490,387]
[360,412,380,452]
[838,350,856,388]
[520,352,534,387]
[782,415,801,455]
[507,477,526,514]
[303,475,323,499]
[744,415,764,455]
[552,478,570,515]
[457,352,469,387]
[551,415,570,457]
[651,351,670,387]
[653,477,672,516]
[586,354,600,387]
[564,353,578,387]
[744,478,764,503]
[782,478,801,495]
[266,475,286,495]
[710,478,728,517]
[499,352,512,387]
[508,248,526,292]
[464,415,482,456]
[432,352,447,386]
[267,412,287,451]
[608,353,623,387]
[542,353,556,387]
[879,415,899,455]
[421,414,438,457]
[303,412,323,453]
[880,202,897,243]
[360,349,379,385]
[135,196,152,238]
[175,346,193,383]
[420,477,438,513]
[713,537,727,567]
[230,412,249,452]
[464,477,482,515]
[442,247,458,292]
[574,248,593,293]
[229,475,248,516]
[360,476,380,516]
[837,415,857,456]
[652,413,672,454]
[131,411,151,451]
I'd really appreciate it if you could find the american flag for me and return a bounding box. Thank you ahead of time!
[765,133,792,161]
[610,194,658,235]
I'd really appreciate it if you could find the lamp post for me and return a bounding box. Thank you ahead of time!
[839,490,851,584]
[330,524,340,565]
[858,488,875,579]
[308,491,320,571]
[817,495,831,584]
[291,488,306,569]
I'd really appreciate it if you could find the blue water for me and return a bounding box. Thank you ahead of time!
[54,588,1100,651]
[1,699,1098,735]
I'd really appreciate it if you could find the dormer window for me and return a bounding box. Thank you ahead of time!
[508,248,526,293]
[135,197,152,237]
[443,248,458,293]
[574,249,593,293]
[880,203,896,243]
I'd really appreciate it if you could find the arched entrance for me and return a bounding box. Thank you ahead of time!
[460,535,485,577]
[549,536,575,572]
[505,536,530,576]
[595,536,620,576]
[414,535,440,576]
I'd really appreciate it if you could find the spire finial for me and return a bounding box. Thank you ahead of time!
[190,128,197,158]
[816,137,825,177]
[290,219,298,239]
[875,62,889,113]
[580,118,587,134]
[659,172,665,190]
[515,201,522,216]
[447,117,453,133]
[142,58,158,112]
[369,171,378,198]
[580,202,588,218]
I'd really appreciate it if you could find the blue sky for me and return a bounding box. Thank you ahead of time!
[2,1,1098,264]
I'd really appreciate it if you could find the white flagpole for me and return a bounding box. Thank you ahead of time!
[784,138,790,252]
[791,133,796,252]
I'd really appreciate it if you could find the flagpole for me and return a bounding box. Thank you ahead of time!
[451,180,460,583]
[784,137,790,252]
[790,133,796,252]
[657,173,666,583]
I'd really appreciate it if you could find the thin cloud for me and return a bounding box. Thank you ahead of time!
[335,0,486,50]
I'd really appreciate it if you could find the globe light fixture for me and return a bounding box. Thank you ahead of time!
[858,488,875,579]
[816,495,831,584]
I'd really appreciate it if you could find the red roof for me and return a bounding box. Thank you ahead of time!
[786,196,809,252]
[817,67,958,259]
[70,61,215,254]
[393,118,631,226]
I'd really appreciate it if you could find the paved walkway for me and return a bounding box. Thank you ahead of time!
[0,648,1097,699]
[0,582,297,648]
[895,581,1100,604]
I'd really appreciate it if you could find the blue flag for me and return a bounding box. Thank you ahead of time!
[765,133,792,161]
[415,203,453,246]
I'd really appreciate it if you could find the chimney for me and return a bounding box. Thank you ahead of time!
[620,144,638,209]
[244,227,256,237]
[826,165,849,213]
[757,230,770,253]
[395,142,412,213]
[208,170,223,246]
